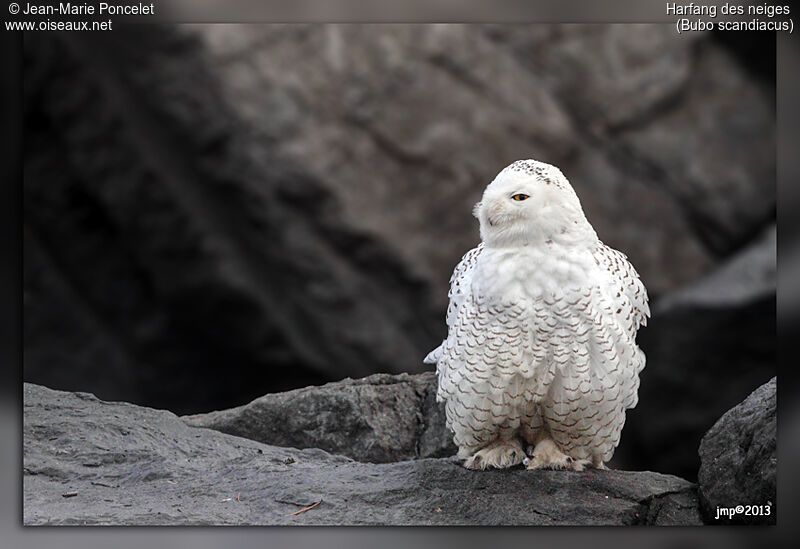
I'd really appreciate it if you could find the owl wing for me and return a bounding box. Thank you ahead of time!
[423,243,485,365]
[539,246,648,462]
[592,242,650,337]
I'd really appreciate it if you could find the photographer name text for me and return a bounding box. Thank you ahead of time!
[19,2,154,15]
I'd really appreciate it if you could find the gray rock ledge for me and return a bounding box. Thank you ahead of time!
[24,382,701,525]
[183,371,455,463]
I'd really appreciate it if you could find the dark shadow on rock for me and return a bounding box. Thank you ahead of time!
[23,27,443,414]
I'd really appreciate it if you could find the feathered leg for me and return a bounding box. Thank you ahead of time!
[463,438,526,470]
[524,436,591,471]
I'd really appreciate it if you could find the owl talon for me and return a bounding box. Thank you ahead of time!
[525,438,590,471]
[568,459,591,472]
[462,439,525,470]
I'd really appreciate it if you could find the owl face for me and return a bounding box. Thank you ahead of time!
[476,160,593,247]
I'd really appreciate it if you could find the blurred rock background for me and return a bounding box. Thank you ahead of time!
[23,24,775,480]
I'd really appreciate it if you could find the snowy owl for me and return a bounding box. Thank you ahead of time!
[424,159,649,471]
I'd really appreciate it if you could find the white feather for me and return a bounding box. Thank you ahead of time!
[425,159,649,463]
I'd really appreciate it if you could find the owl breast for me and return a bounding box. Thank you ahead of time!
[471,243,598,304]
[435,241,645,463]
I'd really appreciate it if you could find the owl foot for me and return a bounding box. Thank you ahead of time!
[463,439,525,470]
[523,439,590,472]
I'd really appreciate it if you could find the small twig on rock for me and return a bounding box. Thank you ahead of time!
[289,500,321,516]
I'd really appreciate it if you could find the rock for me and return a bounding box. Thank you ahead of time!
[196,23,736,296]
[23,27,444,414]
[23,24,773,417]
[492,25,775,257]
[613,227,776,480]
[612,42,775,257]
[655,226,776,310]
[697,378,776,525]
[183,372,456,463]
[23,382,702,525]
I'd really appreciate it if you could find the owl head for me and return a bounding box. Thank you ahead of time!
[475,159,596,247]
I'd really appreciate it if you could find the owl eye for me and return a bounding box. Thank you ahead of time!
[511,194,530,201]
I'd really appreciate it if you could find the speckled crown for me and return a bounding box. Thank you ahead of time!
[501,159,567,190]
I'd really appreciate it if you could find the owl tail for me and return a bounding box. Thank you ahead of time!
[423,343,444,365]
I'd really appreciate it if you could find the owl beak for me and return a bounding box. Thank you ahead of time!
[486,203,505,227]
